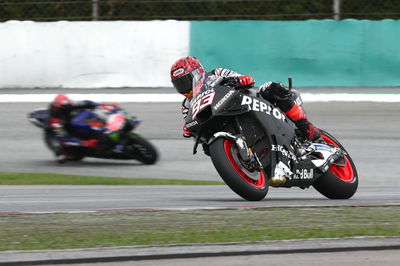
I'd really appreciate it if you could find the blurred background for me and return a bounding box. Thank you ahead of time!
[1,0,399,89]
[1,0,399,21]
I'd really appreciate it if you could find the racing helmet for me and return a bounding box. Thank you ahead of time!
[170,56,205,98]
[52,94,71,108]
[50,94,72,116]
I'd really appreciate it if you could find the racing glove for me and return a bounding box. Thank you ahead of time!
[183,125,191,138]
[80,139,99,148]
[237,75,255,88]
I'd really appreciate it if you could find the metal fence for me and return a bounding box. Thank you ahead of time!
[1,0,399,22]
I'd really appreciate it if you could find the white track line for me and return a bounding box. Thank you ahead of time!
[2,203,399,214]
[0,94,183,103]
[1,93,400,102]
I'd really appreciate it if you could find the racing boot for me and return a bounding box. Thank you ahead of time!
[283,103,342,173]
[52,141,68,163]
[278,100,342,172]
[284,104,321,142]
[260,83,321,142]
[261,86,322,142]
[55,151,67,164]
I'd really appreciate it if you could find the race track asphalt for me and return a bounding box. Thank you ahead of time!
[1,88,400,265]
[1,96,399,186]
[0,89,399,211]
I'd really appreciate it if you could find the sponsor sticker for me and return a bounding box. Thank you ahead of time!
[173,68,184,77]
[214,90,235,111]
[294,169,314,180]
[191,89,216,119]
[186,120,198,128]
[241,95,286,121]
[271,144,297,161]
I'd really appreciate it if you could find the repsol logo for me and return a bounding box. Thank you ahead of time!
[214,90,234,110]
[241,95,286,121]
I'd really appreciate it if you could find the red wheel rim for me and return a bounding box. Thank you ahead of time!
[223,140,266,188]
[321,135,355,182]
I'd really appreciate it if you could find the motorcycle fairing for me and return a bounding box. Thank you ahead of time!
[242,96,296,182]
[28,109,50,129]
[69,111,105,139]
[237,93,320,187]
[185,84,320,187]
[28,107,147,160]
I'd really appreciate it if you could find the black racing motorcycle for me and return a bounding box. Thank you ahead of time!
[185,77,358,201]
[28,104,158,164]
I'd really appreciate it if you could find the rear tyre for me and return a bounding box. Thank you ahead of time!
[313,130,358,199]
[209,138,268,201]
[127,134,158,165]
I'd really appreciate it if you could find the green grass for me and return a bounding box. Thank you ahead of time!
[0,172,223,186]
[1,206,399,251]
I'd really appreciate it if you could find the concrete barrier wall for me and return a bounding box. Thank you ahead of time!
[1,19,399,88]
[190,19,400,87]
[0,20,189,88]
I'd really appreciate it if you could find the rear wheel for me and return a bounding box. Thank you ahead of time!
[313,130,358,199]
[127,134,158,165]
[209,138,268,201]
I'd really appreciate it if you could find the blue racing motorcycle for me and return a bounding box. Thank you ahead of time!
[28,104,158,164]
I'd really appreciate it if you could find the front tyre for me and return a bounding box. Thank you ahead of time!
[209,138,268,201]
[313,130,358,199]
[127,134,158,165]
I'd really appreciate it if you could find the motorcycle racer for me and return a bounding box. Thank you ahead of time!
[170,56,339,179]
[170,56,321,141]
[48,94,125,163]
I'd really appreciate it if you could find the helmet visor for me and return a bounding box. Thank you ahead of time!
[172,73,193,95]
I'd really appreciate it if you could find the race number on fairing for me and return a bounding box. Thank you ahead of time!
[192,91,216,119]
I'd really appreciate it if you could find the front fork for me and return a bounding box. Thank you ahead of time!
[231,117,262,170]
[208,132,262,171]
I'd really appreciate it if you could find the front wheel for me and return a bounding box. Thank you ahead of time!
[126,134,158,165]
[313,130,358,199]
[209,138,268,201]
